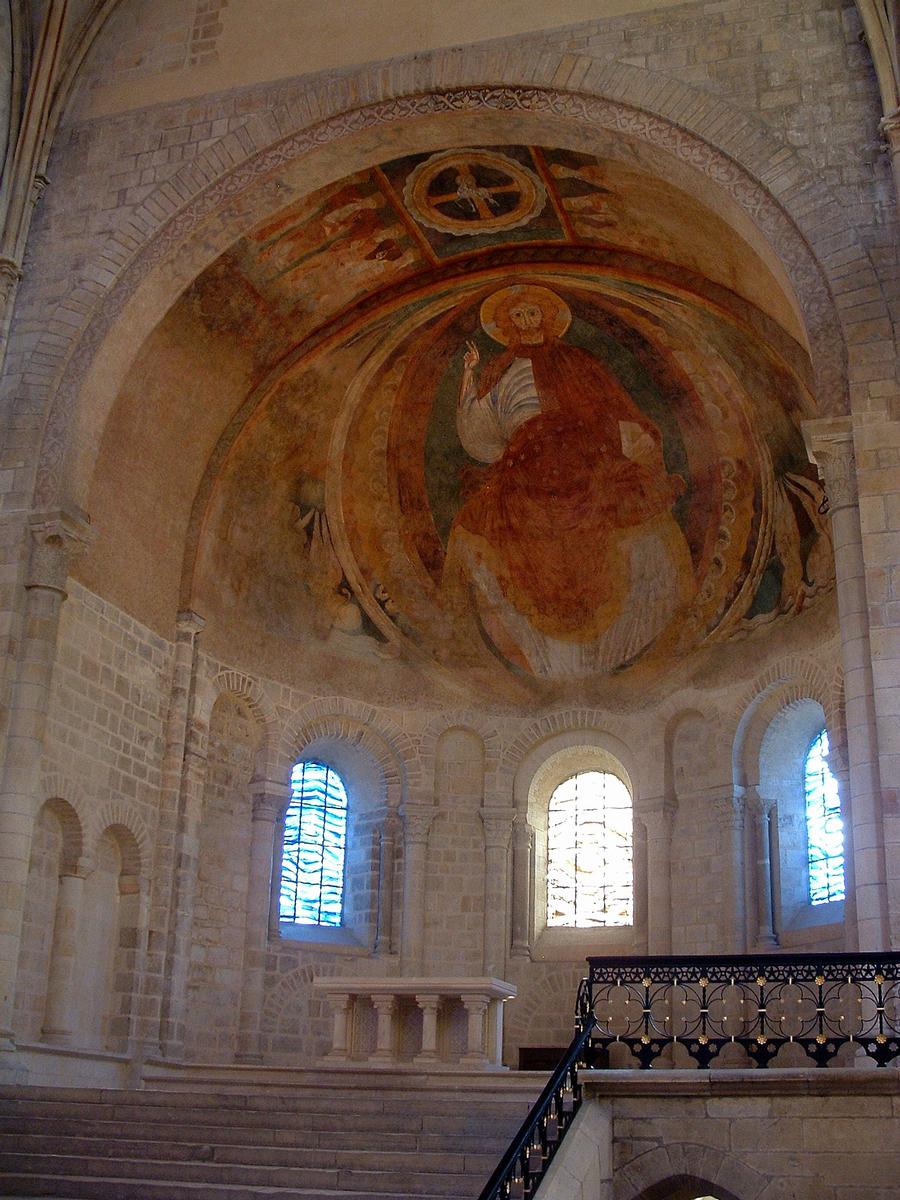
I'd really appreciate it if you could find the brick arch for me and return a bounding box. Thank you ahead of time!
[278,698,419,805]
[732,655,844,787]
[88,801,150,877]
[419,711,501,796]
[38,769,91,865]
[36,796,85,874]
[208,668,279,776]
[27,66,879,511]
[499,708,636,792]
[615,1144,766,1200]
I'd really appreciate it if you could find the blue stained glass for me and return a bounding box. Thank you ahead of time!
[805,730,845,905]
[280,761,348,926]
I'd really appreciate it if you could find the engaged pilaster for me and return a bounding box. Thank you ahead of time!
[0,509,91,1056]
[746,788,778,949]
[804,417,889,949]
[237,778,288,1061]
[480,807,514,977]
[399,802,436,975]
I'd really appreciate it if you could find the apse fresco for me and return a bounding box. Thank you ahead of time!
[185,146,833,702]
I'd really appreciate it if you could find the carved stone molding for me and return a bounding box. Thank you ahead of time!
[480,807,516,850]
[400,802,436,845]
[249,777,289,820]
[26,508,93,592]
[175,608,206,637]
[710,794,745,832]
[744,786,776,819]
[802,416,857,513]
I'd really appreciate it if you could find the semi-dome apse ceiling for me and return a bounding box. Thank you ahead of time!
[92,143,835,706]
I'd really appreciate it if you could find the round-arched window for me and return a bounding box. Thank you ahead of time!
[804,729,844,905]
[547,770,633,927]
[280,760,348,926]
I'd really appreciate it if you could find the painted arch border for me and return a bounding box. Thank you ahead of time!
[28,69,877,512]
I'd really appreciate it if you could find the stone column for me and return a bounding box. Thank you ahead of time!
[880,111,900,222]
[370,994,397,1063]
[399,802,435,975]
[509,814,534,959]
[712,793,747,953]
[375,809,401,955]
[414,993,441,1064]
[461,995,489,1066]
[152,610,208,1058]
[638,803,675,954]
[0,509,91,1064]
[746,788,778,949]
[480,807,515,977]
[323,992,353,1061]
[804,417,890,949]
[237,778,288,1061]
[40,855,91,1044]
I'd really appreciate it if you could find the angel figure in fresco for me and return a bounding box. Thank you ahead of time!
[442,284,693,677]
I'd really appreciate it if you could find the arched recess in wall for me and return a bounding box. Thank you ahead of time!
[79,822,144,1052]
[619,1144,766,1200]
[184,690,265,1063]
[30,64,873,528]
[733,661,848,955]
[278,709,408,957]
[17,71,875,697]
[510,726,643,962]
[13,797,84,1044]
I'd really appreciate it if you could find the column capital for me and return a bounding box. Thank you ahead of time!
[744,786,776,818]
[401,802,436,844]
[710,793,745,831]
[27,508,94,591]
[801,417,857,513]
[176,609,206,636]
[480,806,516,849]
[250,777,290,820]
[880,108,900,151]
[635,797,676,838]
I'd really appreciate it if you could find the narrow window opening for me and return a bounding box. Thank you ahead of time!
[280,761,348,926]
[547,770,633,927]
[804,729,844,905]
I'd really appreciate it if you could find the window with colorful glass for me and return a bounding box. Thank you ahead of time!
[547,770,633,927]
[280,761,348,926]
[804,729,845,905]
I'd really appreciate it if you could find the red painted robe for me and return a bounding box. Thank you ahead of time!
[450,337,683,641]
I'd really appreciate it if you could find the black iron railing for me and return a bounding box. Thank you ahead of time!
[584,952,900,1068]
[477,1003,595,1200]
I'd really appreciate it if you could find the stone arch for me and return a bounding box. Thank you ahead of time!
[419,710,501,797]
[26,65,886,512]
[278,698,418,805]
[260,963,338,1063]
[207,668,279,777]
[732,655,844,790]
[38,770,90,860]
[505,716,640,810]
[629,1178,745,1200]
[614,1143,766,1200]
[87,802,150,878]
[36,796,85,874]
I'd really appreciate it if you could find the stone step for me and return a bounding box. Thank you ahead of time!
[0,1085,532,1117]
[0,1116,508,1154]
[0,1132,498,1175]
[0,1154,482,1197]
[0,1179,473,1200]
[0,1098,523,1137]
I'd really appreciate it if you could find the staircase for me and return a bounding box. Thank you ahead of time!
[0,1079,538,1199]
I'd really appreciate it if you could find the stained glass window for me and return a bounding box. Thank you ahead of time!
[280,761,347,926]
[547,770,633,927]
[804,729,845,905]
